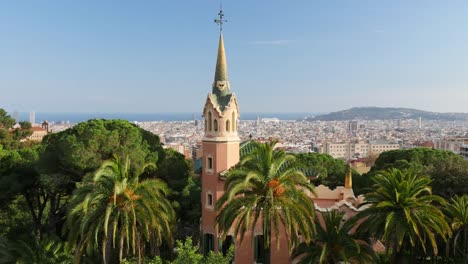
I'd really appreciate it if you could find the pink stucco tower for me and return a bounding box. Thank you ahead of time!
[201,14,241,257]
[200,12,369,264]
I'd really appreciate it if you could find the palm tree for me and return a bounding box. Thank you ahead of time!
[292,210,376,264]
[66,155,175,264]
[356,168,451,262]
[445,195,468,260]
[216,140,316,264]
[0,236,71,264]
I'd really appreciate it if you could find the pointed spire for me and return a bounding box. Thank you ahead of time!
[213,32,230,94]
[215,33,228,82]
[212,8,230,96]
[215,32,228,81]
[345,164,353,189]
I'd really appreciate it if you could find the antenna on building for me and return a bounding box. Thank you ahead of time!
[214,4,227,31]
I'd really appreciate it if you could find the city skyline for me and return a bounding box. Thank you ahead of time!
[1,1,468,113]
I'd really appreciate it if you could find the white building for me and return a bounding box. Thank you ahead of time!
[460,145,468,160]
[433,138,468,153]
[320,140,400,159]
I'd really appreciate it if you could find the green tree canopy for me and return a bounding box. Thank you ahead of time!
[217,140,316,264]
[295,152,348,188]
[154,148,190,197]
[356,168,451,262]
[153,148,198,240]
[41,119,164,178]
[374,148,457,170]
[0,109,15,129]
[122,237,234,264]
[0,109,33,150]
[292,210,376,264]
[67,155,175,264]
[0,146,46,238]
[0,236,72,264]
[445,195,468,261]
[368,148,468,198]
[18,121,32,130]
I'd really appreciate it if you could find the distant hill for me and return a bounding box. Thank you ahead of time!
[306,107,468,121]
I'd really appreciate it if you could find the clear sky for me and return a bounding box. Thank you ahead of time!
[1,1,468,113]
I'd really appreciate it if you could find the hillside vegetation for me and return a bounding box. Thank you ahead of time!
[307,107,468,121]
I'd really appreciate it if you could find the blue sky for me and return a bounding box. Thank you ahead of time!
[1,1,468,113]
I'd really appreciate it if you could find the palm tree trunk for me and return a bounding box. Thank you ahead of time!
[137,234,142,264]
[119,235,124,263]
[445,238,450,258]
[265,247,271,264]
[103,225,113,264]
[102,236,108,264]
[463,228,467,259]
[265,228,271,264]
[74,237,85,264]
[391,243,398,264]
[410,246,416,263]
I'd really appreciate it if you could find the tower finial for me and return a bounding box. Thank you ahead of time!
[214,6,227,31]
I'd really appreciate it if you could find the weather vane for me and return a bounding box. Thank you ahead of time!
[214,6,227,31]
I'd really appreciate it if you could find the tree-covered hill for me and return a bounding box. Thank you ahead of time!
[306,107,468,121]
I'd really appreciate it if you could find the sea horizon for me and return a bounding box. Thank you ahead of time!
[11,111,324,124]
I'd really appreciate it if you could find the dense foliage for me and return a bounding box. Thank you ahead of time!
[308,106,468,121]
[122,237,234,264]
[356,168,451,263]
[66,155,174,264]
[292,210,376,264]
[444,195,468,262]
[0,116,198,263]
[41,119,164,178]
[367,148,468,198]
[295,152,347,188]
[1,108,468,263]
[0,109,33,150]
[217,140,316,264]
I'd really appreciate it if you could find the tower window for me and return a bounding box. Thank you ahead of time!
[232,112,236,131]
[207,193,213,206]
[206,191,214,209]
[221,235,234,257]
[208,157,213,170]
[226,119,230,132]
[203,233,215,256]
[214,119,218,132]
[254,235,265,263]
[208,112,212,131]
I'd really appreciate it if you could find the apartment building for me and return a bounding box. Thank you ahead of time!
[433,138,468,153]
[320,140,400,159]
[460,145,468,160]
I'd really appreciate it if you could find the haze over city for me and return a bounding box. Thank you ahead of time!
[1,0,468,113]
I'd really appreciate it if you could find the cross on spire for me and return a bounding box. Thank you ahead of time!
[214,8,227,31]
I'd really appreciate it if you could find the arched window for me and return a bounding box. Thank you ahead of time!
[204,118,208,132]
[208,112,212,131]
[232,112,236,131]
[214,119,218,132]
[226,119,230,132]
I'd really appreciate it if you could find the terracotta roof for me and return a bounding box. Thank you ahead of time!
[413,141,434,147]
[31,127,46,132]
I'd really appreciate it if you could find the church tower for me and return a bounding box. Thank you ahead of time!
[201,9,240,255]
